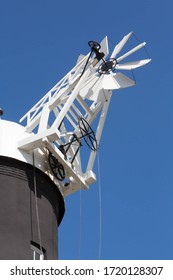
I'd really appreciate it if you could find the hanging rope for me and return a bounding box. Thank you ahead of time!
[32,151,43,255]
[97,150,102,260]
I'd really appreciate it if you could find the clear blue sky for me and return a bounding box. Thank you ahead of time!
[0,1,173,260]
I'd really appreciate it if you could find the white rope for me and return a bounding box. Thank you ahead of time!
[97,150,102,260]
[33,151,43,255]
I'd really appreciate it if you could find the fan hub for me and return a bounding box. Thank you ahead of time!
[98,59,117,74]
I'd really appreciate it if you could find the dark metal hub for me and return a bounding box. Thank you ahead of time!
[98,59,117,74]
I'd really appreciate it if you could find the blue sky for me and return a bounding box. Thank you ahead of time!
[0,1,173,260]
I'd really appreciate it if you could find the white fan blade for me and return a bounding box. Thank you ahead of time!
[111,72,135,89]
[100,36,109,58]
[101,72,135,90]
[110,31,133,58]
[76,54,86,64]
[101,74,120,89]
[116,59,151,70]
[117,42,146,63]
